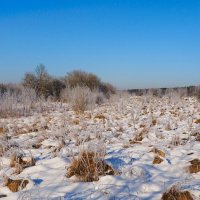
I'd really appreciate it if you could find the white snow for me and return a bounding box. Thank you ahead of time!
[0,95,199,199]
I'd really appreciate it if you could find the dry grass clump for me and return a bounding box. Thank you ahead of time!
[153,155,163,164]
[0,194,7,198]
[169,110,178,117]
[122,143,130,148]
[75,135,91,146]
[0,127,4,134]
[94,114,106,120]
[161,185,193,200]
[0,145,4,157]
[0,124,8,136]
[188,159,200,174]
[165,121,172,131]
[170,135,181,146]
[191,132,200,142]
[130,127,149,144]
[32,143,42,149]
[195,135,200,142]
[66,151,115,182]
[0,141,8,157]
[151,148,165,157]
[194,119,200,124]
[152,119,157,126]
[140,124,146,128]
[4,176,29,192]
[160,111,165,116]
[117,127,124,133]
[71,119,80,125]
[10,153,35,174]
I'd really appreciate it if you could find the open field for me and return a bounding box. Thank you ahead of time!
[0,93,199,199]
[1,0,200,199]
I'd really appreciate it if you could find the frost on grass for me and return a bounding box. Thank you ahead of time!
[0,91,199,199]
[68,86,98,114]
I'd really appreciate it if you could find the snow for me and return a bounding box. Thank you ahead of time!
[0,95,199,199]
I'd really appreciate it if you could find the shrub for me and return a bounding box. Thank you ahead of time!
[0,84,7,95]
[34,65,52,98]
[69,86,96,114]
[99,82,116,98]
[197,89,200,101]
[0,86,37,118]
[23,64,52,99]
[23,67,116,100]
[61,86,105,111]
[65,70,101,91]
[23,73,37,89]
[65,70,116,98]
[95,92,105,105]
[50,78,66,100]
[60,86,71,102]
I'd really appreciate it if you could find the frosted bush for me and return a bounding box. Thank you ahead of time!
[60,86,71,103]
[0,87,38,118]
[69,86,97,114]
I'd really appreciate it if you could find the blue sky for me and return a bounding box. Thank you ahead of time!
[0,0,199,89]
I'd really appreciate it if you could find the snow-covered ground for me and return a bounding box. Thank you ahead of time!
[0,95,199,199]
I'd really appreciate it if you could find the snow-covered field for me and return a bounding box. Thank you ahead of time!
[0,94,199,199]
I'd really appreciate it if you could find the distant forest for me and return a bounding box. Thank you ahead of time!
[128,86,199,97]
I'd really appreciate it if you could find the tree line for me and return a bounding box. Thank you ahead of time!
[0,64,116,100]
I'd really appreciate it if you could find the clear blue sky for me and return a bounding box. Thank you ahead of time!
[0,0,199,89]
